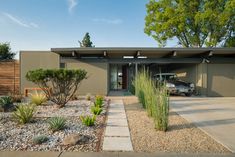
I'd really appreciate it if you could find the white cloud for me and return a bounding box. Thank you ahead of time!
[2,12,39,28]
[92,18,123,24]
[29,22,39,28]
[67,0,78,14]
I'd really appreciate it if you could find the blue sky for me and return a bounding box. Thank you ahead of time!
[0,0,177,58]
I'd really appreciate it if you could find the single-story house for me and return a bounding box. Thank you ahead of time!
[20,47,235,97]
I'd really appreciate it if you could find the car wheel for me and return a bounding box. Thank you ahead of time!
[185,93,192,97]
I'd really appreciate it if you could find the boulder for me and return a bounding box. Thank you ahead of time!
[62,133,89,146]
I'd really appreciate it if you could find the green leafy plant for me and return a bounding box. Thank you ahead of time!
[94,95,104,108]
[47,117,66,132]
[32,135,49,145]
[13,103,35,124]
[91,106,103,115]
[26,69,87,108]
[0,96,13,112]
[30,91,47,105]
[80,115,96,126]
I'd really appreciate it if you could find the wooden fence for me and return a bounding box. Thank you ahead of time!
[0,60,20,95]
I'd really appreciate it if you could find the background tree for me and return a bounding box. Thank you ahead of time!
[0,42,15,60]
[78,32,95,47]
[145,0,235,47]
[26,69,87,108]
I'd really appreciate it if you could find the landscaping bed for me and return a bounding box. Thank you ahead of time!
[0,98,108,151]
[123,97,230,153]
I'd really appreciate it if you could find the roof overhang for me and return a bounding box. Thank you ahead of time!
[51,47,235,62]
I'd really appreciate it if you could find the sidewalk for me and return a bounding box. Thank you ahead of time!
[0,151,234,157]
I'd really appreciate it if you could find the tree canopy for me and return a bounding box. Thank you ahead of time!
[78,32,95,47]
[145,0,235,47]
[0,42,15,60]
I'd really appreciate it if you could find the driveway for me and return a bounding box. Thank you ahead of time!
[170,97,235,153]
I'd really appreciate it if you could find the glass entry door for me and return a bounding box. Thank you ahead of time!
[110,64,127,90]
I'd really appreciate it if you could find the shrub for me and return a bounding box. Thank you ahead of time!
[0,96,13,112]
[26,69,87,108]
[80,115,96,126]
[94,95,104,108]
[91,106,103,115]
[30,91,47,105]
[47,117,66,132]
[32,135,49,145]
[13,103,35,124]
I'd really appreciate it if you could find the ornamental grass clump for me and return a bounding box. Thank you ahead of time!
[80,115,96,126]
[30,91,47,105]
[134,69,169,131]
[47,117,66,132]
[13,103,35,124]
[153,85,169,131]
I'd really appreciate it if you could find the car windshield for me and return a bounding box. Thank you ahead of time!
[155,74,178,81]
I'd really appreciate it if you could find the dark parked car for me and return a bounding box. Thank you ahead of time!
[153,73,195,96]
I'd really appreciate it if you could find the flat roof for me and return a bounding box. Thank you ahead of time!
[51,47,235,58]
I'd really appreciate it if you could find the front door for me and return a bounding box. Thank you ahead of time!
[110,64,127,90]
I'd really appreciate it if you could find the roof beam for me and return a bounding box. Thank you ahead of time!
[162,51,177,58]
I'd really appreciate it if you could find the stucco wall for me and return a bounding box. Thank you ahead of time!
[66,61,108,95]
[20,51,60,93]
[207,64,235,96]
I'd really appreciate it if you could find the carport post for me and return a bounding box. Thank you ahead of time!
[135,63,138,96]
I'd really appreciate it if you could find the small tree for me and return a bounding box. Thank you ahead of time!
[0,42,15,60]
[26,69,87,108]
[78,32,95,47]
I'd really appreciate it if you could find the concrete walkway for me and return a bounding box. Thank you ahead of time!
[0,151,234,157]
[170,97,235,153]
[102,99,133,151]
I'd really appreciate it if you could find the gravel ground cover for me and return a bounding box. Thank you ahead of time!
[0,99,107,151]
[123,97,231,153]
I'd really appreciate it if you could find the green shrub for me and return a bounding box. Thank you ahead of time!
[47,117,66,132]
[30,91,47,105]
[0,96,13,111]
[32,135,49,145]
[80,115,96,126]
[94,95,103,108]
[13,103,35,124]
[91,106,103,115]
[26,69,87,108]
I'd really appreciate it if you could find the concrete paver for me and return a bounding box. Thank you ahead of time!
[103,137,133,151]
[105,126,130,137]
[107,116,128,126]
[170,97,235,153]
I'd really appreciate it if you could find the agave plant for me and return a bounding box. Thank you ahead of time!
[29,91,47,105]
[13,103,35,124]
[47,117,66,132]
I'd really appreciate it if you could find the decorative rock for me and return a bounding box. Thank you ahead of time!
[62,133,81,146]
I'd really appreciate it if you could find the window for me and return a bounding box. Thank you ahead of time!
[60,63,66,69]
